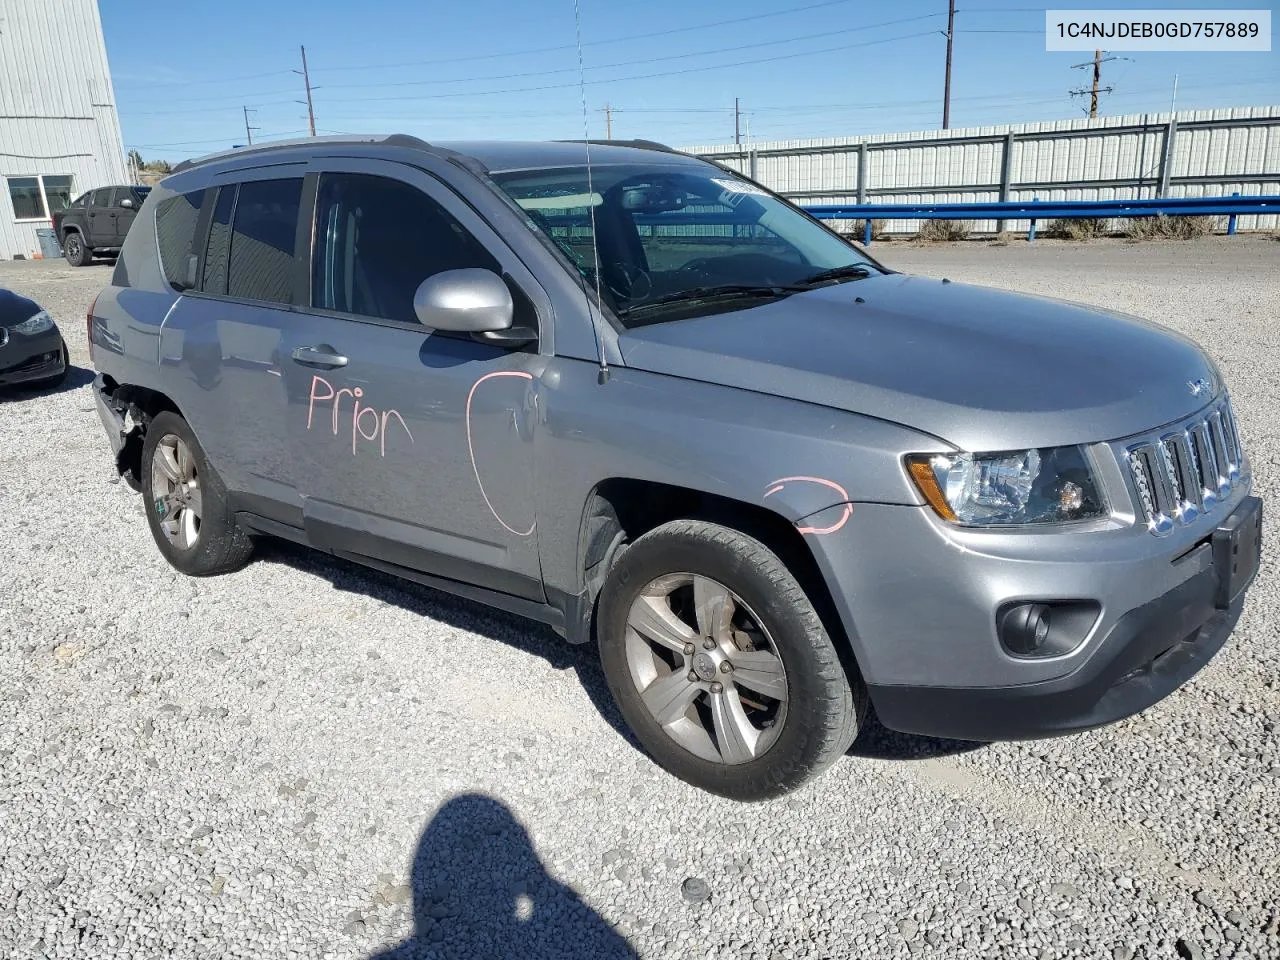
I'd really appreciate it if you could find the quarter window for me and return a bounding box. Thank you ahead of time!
[311,173,499,324]
[154,189,206,291]
[5,174,74,220]
[202,186,235,295]
[227,178,303,305]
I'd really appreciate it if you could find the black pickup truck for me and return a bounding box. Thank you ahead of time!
[52,185,151,267]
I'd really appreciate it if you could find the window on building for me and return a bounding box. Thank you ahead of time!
[311,173,499,324]
[6,175,77,220]
[42,176,74,213]
[155,189,206,290]
[227,178,303,305]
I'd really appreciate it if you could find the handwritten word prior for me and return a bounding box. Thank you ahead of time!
[307,375,414,457]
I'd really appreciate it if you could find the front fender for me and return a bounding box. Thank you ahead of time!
[534,361,952,598]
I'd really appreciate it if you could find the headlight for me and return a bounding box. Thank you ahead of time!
[906,446,1105,525]
[11,310,55,335]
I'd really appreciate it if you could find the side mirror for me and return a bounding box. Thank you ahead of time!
[119,198,135,209]
[413,268,514,333]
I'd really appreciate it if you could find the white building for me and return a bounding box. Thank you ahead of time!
[1,0,128,260]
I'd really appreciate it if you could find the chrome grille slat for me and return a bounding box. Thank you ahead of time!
[1124,398,1245,536]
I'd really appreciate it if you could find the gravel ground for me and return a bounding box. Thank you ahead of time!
[2,238,1278,960]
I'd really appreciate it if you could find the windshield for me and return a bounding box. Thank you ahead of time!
[490,163,880,325]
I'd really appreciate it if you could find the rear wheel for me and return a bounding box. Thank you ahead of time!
[140,411,253,576]
[597,519,865,800]
[63,231,90,267]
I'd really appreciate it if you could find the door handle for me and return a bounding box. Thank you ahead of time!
[291,345,349,368]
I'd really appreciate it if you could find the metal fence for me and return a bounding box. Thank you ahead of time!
[803,195,1280,243]
[685,104,1280,234]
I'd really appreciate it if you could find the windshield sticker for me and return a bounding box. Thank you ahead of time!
[517,192,602,211]
[710,178,769,197]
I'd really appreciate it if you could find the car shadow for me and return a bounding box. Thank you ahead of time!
[255,540,639,749]
[0,363,95,400]
[847,710,987,760]
[368,793,637,959]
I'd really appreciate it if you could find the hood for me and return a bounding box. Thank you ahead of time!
[619,274,1219,452]
[0,288,43,328]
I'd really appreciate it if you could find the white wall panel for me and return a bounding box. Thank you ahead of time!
[687,105,1280,235]
[2,0,128,258]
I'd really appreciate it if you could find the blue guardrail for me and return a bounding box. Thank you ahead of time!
[801,194,1280,243]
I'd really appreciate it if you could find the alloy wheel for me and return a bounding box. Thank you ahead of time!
[624,573,789,765]
[151,435,202,550]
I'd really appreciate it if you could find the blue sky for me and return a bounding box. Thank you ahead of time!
[103,0,1278,161]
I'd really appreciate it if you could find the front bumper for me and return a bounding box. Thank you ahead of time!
[805,486,1261,741]
[0,327,65,386]
[868,557,1245,740]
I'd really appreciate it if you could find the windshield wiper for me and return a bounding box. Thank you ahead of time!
[618,284,800,317]
[794,263,877,287]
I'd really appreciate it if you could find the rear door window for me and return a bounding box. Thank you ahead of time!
[154,189,207,290]
[227,178,303,305]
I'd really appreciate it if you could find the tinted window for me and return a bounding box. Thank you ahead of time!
[202,186,235,295]
[42,175,74,212]
[6,177,43,218]
[154,189,207,290]
[91,189,112,207]
[312,173,499,324]
[228,178,302,305]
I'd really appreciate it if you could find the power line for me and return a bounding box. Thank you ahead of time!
[316,0,875,74]
[315,29,940,105]
[310,13,944,93]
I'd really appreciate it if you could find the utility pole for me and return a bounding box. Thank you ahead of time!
[242,106,259,145]
[604,103,613,139]
[1070,49,1116,118]
[942,0,956,129]
[734,97,741,147]
[294,45,317,136]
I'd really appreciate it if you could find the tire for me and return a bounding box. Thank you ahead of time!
[140,411,254,576]
[63,231,90,267]
[597,519,866,801]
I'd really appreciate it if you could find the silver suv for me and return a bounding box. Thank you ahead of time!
[89,136,1262,799]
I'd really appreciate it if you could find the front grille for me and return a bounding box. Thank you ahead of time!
[1125,396,1244,536]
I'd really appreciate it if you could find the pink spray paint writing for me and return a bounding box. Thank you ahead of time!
[307,375,414,456]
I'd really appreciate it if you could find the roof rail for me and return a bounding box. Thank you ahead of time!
[170,133,433,174]
[555,138,682,154]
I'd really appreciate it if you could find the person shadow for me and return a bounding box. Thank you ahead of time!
[368,793,638,960]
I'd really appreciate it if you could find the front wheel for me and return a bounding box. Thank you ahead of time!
[597,519,865,800]
[140,411,254,576]
[62,232,90,267]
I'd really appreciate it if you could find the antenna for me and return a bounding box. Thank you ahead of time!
[573,0,610,385]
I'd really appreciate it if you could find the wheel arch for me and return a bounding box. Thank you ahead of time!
[571,477,864,689]
[100,376,186,489]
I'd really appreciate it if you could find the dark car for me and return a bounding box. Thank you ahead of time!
[0,288,67,388]
[52,185,152,267]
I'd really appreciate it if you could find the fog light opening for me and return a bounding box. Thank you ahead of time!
[997,599,1101,660]
[1000,603,1052,655]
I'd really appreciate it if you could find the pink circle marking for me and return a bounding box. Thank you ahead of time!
[764,475,853,535]
[466,370,536,537]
